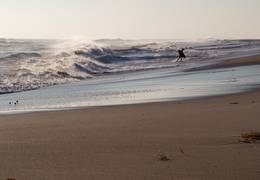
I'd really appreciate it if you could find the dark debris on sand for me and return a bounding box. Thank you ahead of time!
[239,132,260,143]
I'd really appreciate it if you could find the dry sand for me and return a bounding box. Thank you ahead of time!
[0,56,260,180]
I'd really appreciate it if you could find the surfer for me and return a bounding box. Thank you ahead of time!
[177,48,186,62]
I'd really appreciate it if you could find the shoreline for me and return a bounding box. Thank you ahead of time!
[0,86,259,180]
[0,56,260,180]
[3,87,259,116]
[186,55,260,72]
[1,54,260,115]
[2,86,260,117]
[0,54,260,179]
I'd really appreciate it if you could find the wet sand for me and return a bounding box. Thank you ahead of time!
[0,55,260,180]
[186,55,260,71]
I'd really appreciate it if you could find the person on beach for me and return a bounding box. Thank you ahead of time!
[177,48,186,62]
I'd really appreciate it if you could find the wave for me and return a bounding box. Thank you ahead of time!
[192,39,260,51]
[74,62,111,75]
[73,43,179,64]
[0,52,41,60]
[0,39,260,94]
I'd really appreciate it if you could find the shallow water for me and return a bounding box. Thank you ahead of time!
[1,39,260,94]
[1,64,260,114]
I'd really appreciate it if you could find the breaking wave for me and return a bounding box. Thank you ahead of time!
[0,38,260,94]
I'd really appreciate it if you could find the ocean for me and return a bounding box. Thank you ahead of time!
[1,38,260,113]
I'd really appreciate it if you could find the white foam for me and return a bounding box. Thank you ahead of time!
[0,39,260,94]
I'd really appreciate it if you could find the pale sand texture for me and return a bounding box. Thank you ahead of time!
[0,90,259,180]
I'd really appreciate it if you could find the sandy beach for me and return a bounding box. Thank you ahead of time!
[0,56,260,180]
[186,55,260,71]
[1,0,260,179]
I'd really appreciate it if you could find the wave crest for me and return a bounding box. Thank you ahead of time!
[1,39,260,94]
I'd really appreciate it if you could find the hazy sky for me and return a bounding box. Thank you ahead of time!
[0,0,260,39]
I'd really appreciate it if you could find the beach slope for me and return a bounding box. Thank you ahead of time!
[187,55,260,71]
[0,90,260,180]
